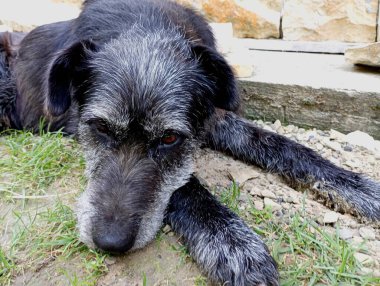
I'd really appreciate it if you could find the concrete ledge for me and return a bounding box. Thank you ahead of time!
[236,50,380,139]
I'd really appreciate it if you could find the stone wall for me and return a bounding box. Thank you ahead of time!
[178,0,380,43]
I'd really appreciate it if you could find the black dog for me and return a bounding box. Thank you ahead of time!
[0,0,379,285]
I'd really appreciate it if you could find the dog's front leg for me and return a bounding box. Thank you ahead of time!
[165,176,279,286]
[206,109,380,221]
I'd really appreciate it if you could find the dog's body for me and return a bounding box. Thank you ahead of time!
[0,0,379,285]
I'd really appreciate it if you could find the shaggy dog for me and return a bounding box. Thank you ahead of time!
[0,0,379,285]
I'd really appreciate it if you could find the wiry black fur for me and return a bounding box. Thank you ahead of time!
[0,32,18,130]
[206,110,380,220]
[0,0,379,285]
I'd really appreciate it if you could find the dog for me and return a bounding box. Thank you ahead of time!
[0,0,379,285]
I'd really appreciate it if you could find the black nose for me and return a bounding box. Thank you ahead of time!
[93,231,136,253]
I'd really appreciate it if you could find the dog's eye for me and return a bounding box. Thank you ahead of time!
[87,119,112,138]
[161,133,178,145]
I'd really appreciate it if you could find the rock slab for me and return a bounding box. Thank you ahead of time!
[282,0,378,42]
[345,43,380,67]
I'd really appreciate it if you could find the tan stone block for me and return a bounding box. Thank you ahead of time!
[177,0,281,39]
[378,2,380,41]
[282,0,378,43]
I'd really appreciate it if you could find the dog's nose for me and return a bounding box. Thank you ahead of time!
[93,231,135,253]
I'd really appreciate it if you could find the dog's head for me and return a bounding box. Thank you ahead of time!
[46,27,238,253]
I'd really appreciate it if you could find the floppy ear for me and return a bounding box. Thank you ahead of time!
[47,40,97,117]
[192,45,240,112]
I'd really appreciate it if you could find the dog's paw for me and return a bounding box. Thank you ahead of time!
[321,173,380,221]
[190,218,279,286]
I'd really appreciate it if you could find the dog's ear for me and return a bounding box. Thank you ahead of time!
[47,40,97,117]
[192,45,240,112]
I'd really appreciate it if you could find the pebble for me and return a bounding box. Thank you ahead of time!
[322,211,340,224]
[254,200,264,211]
[272,119,281,131]
[329,129,346,141]
[315,143,324,151]
[259,189,276,199]
[284,193,300,204]
[286,124,296,133]
[162,225,172,233]
[359,227,376,240]
[338,228,354,240]
[277,126,285,135]
[263,125,273,132]
[350,236,364,248]
[346,131,377,152]
[344,158,362,169]
[105,257,117,265]
[264,198,281,211]
[360,267,380,277]
[343,144,353,152]
[354,253,375,266]
[228,168,259,184]
[323,140,342,152]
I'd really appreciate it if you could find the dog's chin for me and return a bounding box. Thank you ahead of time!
[76,190,97,249]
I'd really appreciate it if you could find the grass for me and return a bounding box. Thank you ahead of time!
[219,180,241,213]
[0,128,106,285]
[0,247,15,285]
[218,183,380,286]
[0,127,84,198]
[1,130,379,285]
[1,201,109,285]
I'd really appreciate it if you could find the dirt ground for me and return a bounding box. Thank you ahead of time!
[1,119,379,285]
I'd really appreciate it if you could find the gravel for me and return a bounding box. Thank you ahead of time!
[195,118,380,275]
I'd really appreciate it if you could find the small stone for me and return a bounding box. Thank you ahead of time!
[322,211,340,224]
[360,267,380,277]
[344,158,361,169]
[317,130,329,137]
[323,140,342,152]
[329,129,346,141]
[228,168,260,185]
[351,236,364,248]
[266,173,277,184]
[272,119,281,131]
[231,63,254,78]
[315,143,324,151]
[338,214,358,228]
[260,189,276,199]
[338,228,354,240]
[346,131,377,152]
[254,200,264,211]
[354,253,375,266]
[284,193,300,204]
[345,43,380,67]
[343,144,353,152]
[359,227,376,240]
[263,125,273,132]
[277,126,285,135]
[162,225,172,233]
[264,198,281,211]
[105,257,117,265]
